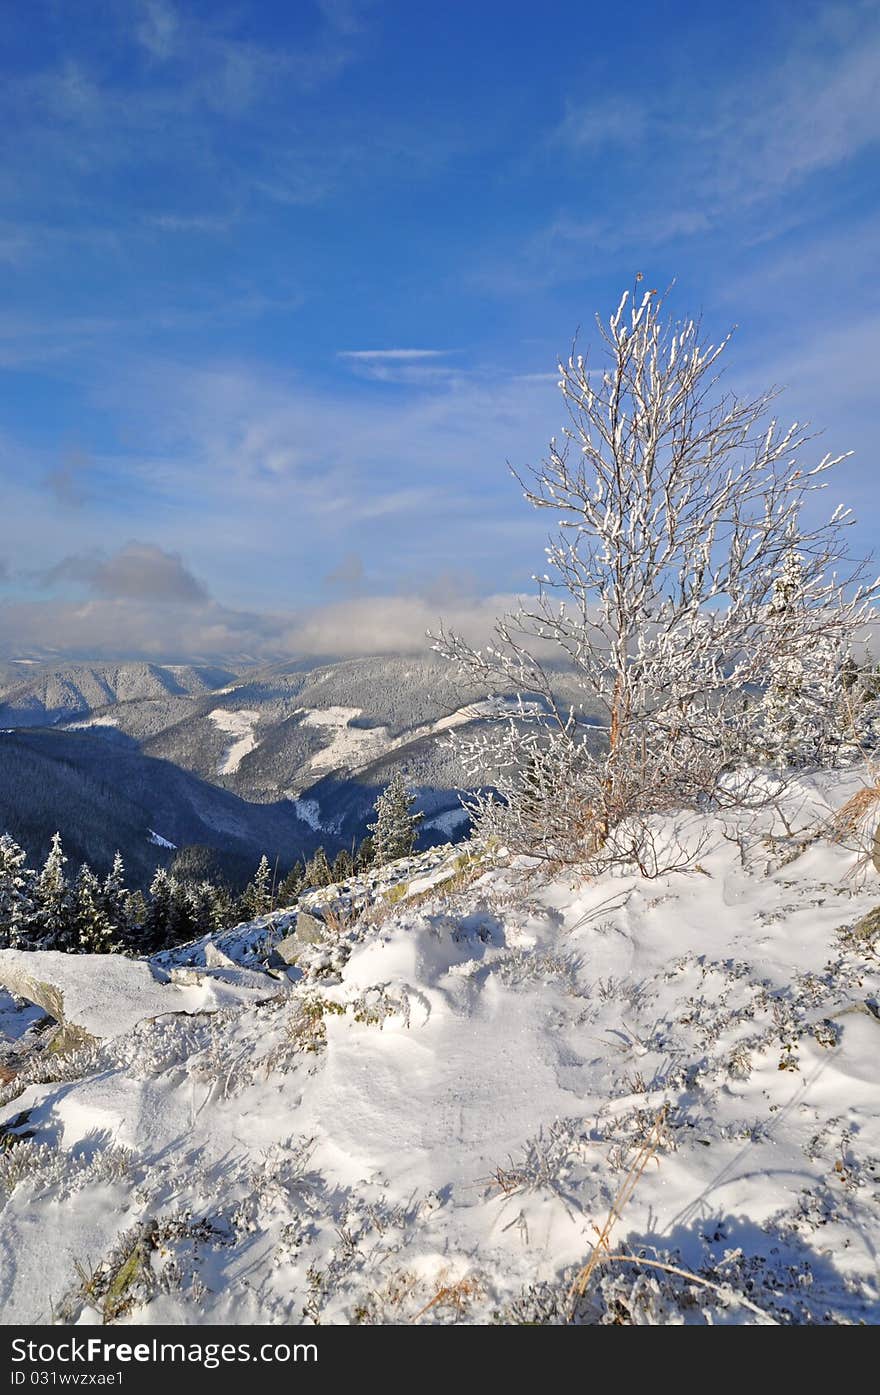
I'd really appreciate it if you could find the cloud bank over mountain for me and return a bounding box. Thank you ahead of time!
[0,541,523,661]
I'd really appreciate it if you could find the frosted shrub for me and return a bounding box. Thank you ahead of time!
[435,282,878,869]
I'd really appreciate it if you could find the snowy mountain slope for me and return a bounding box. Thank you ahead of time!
[0,727,325,885]
[0,770,878,1324]
[0,652,602,882]
[0,662,235,727]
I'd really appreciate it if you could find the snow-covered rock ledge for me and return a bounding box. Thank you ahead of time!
[0,949,281,1047]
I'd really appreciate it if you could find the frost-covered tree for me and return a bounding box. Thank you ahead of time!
[434,281,878,866]
[303,847,332,889]
[123,888,148,945]
[756,544,856,768]
[368,771,423,866]
[188,880,221,936]
[32,833,74,948]
[73,864,119,953]
[0,834,35,948]
[144,867,173,951]
[241,854,273,918]
[99,852,129,947]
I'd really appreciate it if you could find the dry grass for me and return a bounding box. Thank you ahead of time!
[320,903,359,936]
[410,1272,483,1323]
[568,1105,778,1324]
[825,779,880,844]
[569,1106,668,1309]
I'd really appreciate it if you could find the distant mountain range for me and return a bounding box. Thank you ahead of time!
[0,655,601,885]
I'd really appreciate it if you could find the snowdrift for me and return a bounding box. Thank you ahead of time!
[0,773,878,1325]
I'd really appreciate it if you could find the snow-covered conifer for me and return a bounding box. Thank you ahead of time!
[73,864,117,953]
[368,771,423,866]
[144,867,173,951]
[0,834,35,948]
[32,833,74,948]
[303,847,332,889]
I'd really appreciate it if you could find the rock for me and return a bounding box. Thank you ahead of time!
[0,949,279,1047]
[295,911,326,944]
[852,905,880,942]
[268,933,303,967]
[267,913,328,968]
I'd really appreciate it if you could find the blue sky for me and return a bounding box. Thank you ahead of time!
[0,0,878,660]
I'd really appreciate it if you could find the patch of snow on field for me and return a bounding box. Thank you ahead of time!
[424,807,470,837]
[147,829,176,849]
[297,706,390,776]
[295,699,509,783]
[208,708,261,774]
[293,798,324,831]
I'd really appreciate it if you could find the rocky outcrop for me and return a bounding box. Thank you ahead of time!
[0,949,280,1048]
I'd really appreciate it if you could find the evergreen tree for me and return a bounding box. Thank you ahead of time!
[73,864,118,953]
[100,852,128,947]
[210,882,236,933]
[759,546,847,767]
[167,877,197,946]
[332,848,354,883]
[145,867,173,951]
[0,834,35,949]
[277,861,304,906]
[123,889,148,946]
[303,847,332,889]
[33,833,74,949]
[368,772,423,866]
[355,835,374,871]
[242,853,273,918]
[189,880,222,937]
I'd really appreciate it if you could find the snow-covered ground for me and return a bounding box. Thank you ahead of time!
[293,699,506,784]
[147,829,176,850]
[207,708,261,775]
[1,771,879,1325]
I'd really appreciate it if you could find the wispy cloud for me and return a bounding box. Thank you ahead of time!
[337,348,461,384]
[519,5,880,287]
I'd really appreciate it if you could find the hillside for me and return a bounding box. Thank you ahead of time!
[0,662,237,727]
[0,727,326,885]
[0,769,877,1325]
[0,655,598,879]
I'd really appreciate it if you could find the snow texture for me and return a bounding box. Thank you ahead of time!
[147,829,177,850]
[208,708,261,775]
[1,772,879,1325]
[0,950,279,1043]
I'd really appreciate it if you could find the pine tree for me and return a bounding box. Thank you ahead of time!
[189,880,222,937]
[73,864,117,953]
[167,877,197,946]
[759,546,849,768]
[123,889,148,946]
[332,848,354,882]
[277,861,304,907]
[242,854,273,918]
[368,771,423,867]
[355,835,374,871]
[145,867,173,951]
[0,834,35,949]
[33,833,74,949]
[100,852,128,949]
[303,847,332,889]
